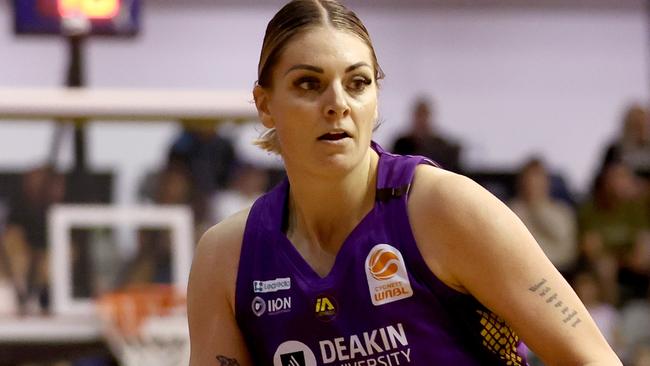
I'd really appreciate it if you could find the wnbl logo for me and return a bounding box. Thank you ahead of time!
[365,244,413,306]
[368,248,400,280]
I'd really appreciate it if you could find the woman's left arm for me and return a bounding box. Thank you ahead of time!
[409,166,621,366]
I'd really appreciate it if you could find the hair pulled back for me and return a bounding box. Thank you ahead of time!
[254,0,384,153]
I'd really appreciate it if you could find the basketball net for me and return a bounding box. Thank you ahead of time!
[97,284,189,366]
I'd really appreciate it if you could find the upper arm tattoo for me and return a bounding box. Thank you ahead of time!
[529,278,582,328]
[216,355,240,366]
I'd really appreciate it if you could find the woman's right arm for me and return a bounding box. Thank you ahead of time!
[188,209,253,366]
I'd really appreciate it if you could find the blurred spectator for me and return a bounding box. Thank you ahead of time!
[603,104,650,179]
[578,160,649,305]
[169,125,237,191]
[120,164,193,287]
[509,157,577,274]
[210,164,269,223]
[572,269,620,349]
[392,97,462,173]
[138,124,225,230]
[118,229,172,287]
[0,201,15,314]
[154,163,194,206]
[578,160,648,259]
[618,231,650,303]
[618,284,650,364]
[168,124,236,228]
[0,230,26,315]
[1,165,65,313]
[630,339,650,366]
[167,125,237,226]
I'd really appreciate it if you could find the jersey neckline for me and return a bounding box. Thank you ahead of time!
[268,142,387,287]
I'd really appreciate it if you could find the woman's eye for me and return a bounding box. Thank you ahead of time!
[348,77,372,92]
[295,77,320,91]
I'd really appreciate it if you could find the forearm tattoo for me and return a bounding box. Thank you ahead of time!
[528,278,582,328]
[216,355,240,366]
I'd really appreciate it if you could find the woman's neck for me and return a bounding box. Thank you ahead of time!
[285,148,379,255]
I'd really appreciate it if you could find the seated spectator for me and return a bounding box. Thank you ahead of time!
[210,164,269,224]
[572,269,620,350]
[169,125,237,192]
[0,227,28,315]
[392,96,462,173]
[119,164,193,287]
[578,159,649,305]
[618,285,650,364]
[630,339,650,366]
[167,125,238,227]
[2,165,65,313]
[509,157,577,274]
[618,231,650,303]
[603,104,650,179]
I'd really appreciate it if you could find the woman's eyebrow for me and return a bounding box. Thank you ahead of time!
[285,62,371,75]
[285,64,323,75]
[345,62,371,73]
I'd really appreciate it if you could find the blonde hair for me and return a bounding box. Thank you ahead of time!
[253,0,384,154]
[253,128,282,154]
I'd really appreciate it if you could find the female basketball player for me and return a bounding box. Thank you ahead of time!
[188,1,622,365]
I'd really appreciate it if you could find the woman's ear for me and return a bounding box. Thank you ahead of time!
[253,85,275,129]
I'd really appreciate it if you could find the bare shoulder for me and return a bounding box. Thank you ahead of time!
[188,207,255,365]
[410,164,501,218]
[197,207,250,262]
[408,165,622,365]
[409,164,519,239]
[190,207,251,306]
[408,164,530,291]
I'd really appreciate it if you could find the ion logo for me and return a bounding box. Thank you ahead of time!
[273,341,316,366]
[314,295,337,322]
[365,244,413,306]
[252,296,291,317]
[252,296,266,317]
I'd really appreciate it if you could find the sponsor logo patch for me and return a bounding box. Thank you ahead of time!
[273,324,411,366]
[280,351,305,366]
[253,277,291,293]
[314,294,337,322]
[252,296,266,316]
[273,340,317,366]
[318,323,411,364]
[251,296,292,317]
[365,244,413,306]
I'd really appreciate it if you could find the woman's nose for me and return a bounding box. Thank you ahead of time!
[323,82,350,119]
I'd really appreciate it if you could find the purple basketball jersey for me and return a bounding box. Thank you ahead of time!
[235,142,528,366]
